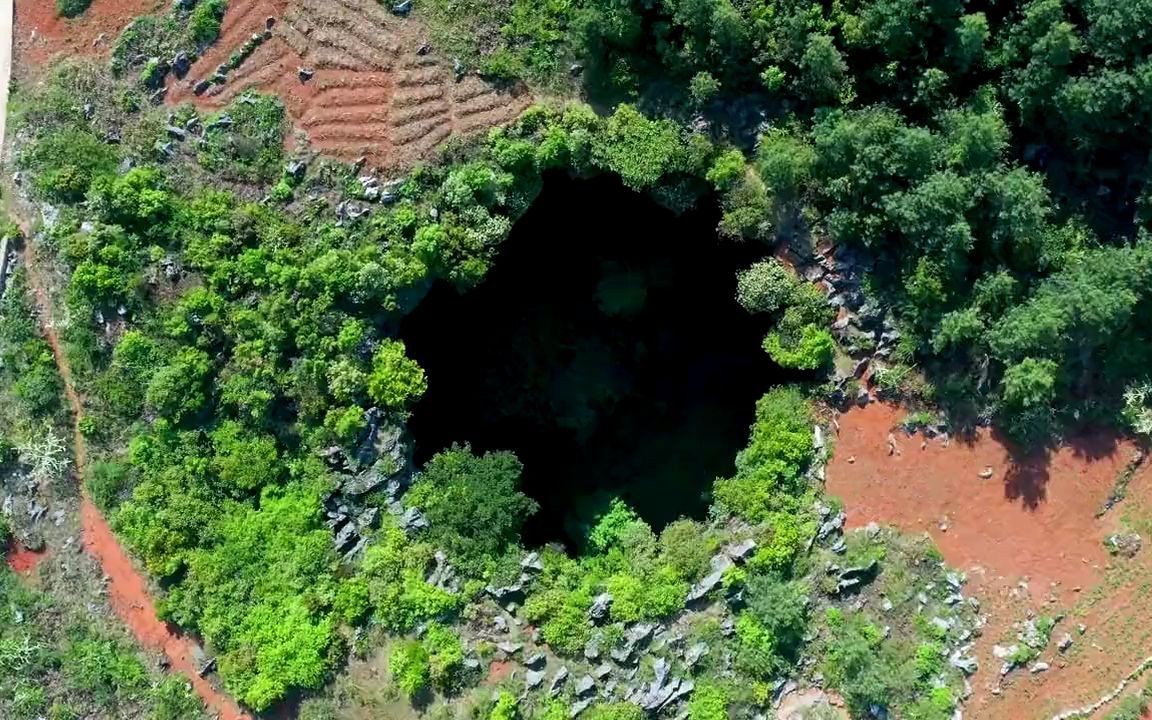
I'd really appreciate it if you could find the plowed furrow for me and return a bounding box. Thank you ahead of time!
[390,114,451,144]
[302,104,389,127]
[308,123,393,141]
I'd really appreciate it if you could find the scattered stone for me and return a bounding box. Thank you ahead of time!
[298,66,315,82]
[492,615,508,633]
[836,560,879,595]
[526,670,546,689]
[497,641,523,657]
[684,642,709,668]
[575,676,596,698]
[686,570,725,604]
[979,466,994,479]
[881,598,894,612]
[831,539,847,554]
[1057,633,1073,652]
[521,551,544,573]
[399,506,428,533]
[193,79,212,95]
[724,538,757,562]
[589,593,613,624]
[1030,661,1050,674]
[392,0,412,15]
[418,43,432,55]
[950,652,979,676]
[549,666,570,696]
[992,644,1019,660]
[594,663,613,680]
[1106,532,1143,558]
[570,699,593,717]
[584,638,601,662]
[285,159,307,181]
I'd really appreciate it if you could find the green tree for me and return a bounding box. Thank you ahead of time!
[367,339,428,412]
[404,445,537,575]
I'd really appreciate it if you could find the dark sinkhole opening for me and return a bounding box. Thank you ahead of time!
[402,173,784,549]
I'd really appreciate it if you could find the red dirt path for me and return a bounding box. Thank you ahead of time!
[4,542,48,573]
[19,236,251,720]
[827,402,1152,719]
[14,0,161,70]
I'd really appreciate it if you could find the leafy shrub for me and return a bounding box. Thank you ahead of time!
[367,339,428,412]
[735,259,800,315]
[56,0,92,19]
[713,388,814,521]
[405,446,537,576]
[763,325,836,370]
[423,623,465,691]
[390,640,431,699]
[189,0,227,46]
[687,683,728,720]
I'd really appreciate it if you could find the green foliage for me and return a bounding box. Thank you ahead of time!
[56,0,92,18]
[490,691,520,720]
[405,446,537,576]
[363,526,462,631]
[423,623,465,691]
[189,0,227,46]
[390,640,431,699]
[20,129,118,203]
[592,105,685,191]
[584,703,645,720]
[367,339,428,412]
[713,388,814,522]
[62,632,148,705]
[198,93,285,182]
[735,259,802,315]
[763,325,835,370]
[687,683,728,720]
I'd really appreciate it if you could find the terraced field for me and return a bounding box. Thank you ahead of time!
[169,0,531,168]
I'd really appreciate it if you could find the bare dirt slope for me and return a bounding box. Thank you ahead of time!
[827,402,1152,720]
[14,0,161,71]
[168,0,531,169]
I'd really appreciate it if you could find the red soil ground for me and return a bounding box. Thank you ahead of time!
[4,542,48,574]
[827,401,1152,720]
[13,0,162,71]
[17,227,251,720]
[167,0,530,169]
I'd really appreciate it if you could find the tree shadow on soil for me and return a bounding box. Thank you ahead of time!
[991,429,1124,510]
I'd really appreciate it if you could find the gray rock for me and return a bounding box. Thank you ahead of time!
[1057,633,1073,652]
[570,699,593,717]
[521,551,544,573]
[724,539,757,562]
[594,663,613,680]
[496,641,523,657]
[686,570,725,604]
[684,642,709,668]
[526,669,546,689]
[830,539,847,554]
[589,593,613,624]
[1030,661,1050,674]
[399,507,428,533]
[285,159,307,181]
[609,645,634,666]
[525,652,546,669]
[392,0,412,15]
[297,66,315,81]
[492,615,508,633]
[584,638,601,662]
[575,675,596,698]
[950,653,979,676]
[549,666,570,696]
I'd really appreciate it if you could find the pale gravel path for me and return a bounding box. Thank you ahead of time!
[0,0,11,157]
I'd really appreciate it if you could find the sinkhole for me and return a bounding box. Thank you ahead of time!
[402,173,786,548]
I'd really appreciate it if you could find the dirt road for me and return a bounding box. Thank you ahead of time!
[0,0,11,152]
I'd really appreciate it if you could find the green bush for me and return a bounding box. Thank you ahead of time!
[189,0,227,46]
[390,640,431,700]
[763,325,836,370]
[405,445,537,576]
[56,0,92,18]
